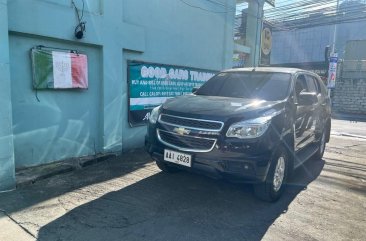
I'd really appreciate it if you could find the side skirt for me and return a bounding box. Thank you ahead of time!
[293,142,319,169]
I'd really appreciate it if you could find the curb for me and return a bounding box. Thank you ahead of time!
[331,131,366,140]
[332,112,366,122]
[16,154,118,189]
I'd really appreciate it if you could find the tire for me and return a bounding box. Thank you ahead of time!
[313,131,326,160]
[254,146,289,202]
[156,161,180,173]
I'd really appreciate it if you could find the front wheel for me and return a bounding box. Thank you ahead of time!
[254,147,289,202]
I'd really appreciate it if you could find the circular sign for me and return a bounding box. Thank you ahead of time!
[261,27,272,56]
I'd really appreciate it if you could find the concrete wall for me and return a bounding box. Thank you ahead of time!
[9,34,103,168]
[121,0,236,149]
[333,78,366,114]
[271,25,333,64]
[271,20,366,64]
[4,0,235,171]
[333,41,366,114]
[344,40,366,61]
[0,0,16,191]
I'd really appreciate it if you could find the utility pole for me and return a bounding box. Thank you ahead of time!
[331,0,340,54]
[328,0,340,98]
[245,0,264,67]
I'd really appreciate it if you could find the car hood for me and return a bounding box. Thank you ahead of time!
[162,94,284,118]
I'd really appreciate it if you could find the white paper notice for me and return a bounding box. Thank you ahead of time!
[52,51,72,88]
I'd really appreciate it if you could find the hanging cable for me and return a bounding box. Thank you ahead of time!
[72,0,86,39]
[179,0,231,13]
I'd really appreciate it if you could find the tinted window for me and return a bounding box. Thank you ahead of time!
[196,72,291,101]
[314,76,326,95]
[306,75,318,93]
[295,74,308,96]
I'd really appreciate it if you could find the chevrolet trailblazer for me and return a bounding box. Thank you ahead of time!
[145,67,331,202]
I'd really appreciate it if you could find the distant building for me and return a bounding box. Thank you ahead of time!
[268,0,366,114]
[270,0,366,76]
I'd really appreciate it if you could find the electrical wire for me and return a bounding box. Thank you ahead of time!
[268,10,366,29]
[178,0,366,32]
[72,0,86,38]
[179,0,230,13]
[264,0,365,18]
[262,0,365,30]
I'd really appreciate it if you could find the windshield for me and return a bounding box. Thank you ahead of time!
[195,72,291,101]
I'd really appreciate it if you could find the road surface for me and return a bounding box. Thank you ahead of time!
[0,119,365,241]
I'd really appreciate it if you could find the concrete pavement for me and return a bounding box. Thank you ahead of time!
[331,118,366,138]
[0,119,365,241]
[0,213,34,241]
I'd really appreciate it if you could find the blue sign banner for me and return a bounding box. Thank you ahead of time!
[128,61,217,126]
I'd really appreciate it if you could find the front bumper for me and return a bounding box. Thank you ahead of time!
[145,127,274,183]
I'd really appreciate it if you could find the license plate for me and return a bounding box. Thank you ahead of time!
[164,149,192,167]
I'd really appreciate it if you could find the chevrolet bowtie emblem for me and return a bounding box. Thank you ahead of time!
[173,127,191,135]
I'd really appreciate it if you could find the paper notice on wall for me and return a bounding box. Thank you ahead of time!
[52,51,73,88]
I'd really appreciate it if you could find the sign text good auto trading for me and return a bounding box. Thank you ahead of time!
[128,61,217,126]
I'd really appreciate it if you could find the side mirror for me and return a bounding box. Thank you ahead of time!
[298,92,318,105]
[192,87,199,93]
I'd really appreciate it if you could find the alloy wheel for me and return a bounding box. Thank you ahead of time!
[273,156,286,192]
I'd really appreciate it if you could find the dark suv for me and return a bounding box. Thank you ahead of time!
[145,67,331,202]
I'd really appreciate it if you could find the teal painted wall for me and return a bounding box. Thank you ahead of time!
[5,0,235,169]
[0,0,16,191]
[122,0,236,149]
[9,34,102,168]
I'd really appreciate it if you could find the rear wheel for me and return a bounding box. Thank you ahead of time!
[313,131,326,160]
[254,147,288,202]
[156,161,180,173]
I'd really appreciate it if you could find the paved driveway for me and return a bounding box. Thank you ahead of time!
[0,120,365,241]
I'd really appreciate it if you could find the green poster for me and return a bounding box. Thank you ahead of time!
[128,61,217,126]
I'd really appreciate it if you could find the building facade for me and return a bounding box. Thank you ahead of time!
[1,0,244,191]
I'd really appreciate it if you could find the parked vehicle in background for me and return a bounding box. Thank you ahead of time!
[145,67,332,202]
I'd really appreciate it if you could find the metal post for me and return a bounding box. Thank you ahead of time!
[331,0,340,54]
[329,0,340,98]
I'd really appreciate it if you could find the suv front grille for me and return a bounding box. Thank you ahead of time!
[159,114,223,131]
[157,130,216,152]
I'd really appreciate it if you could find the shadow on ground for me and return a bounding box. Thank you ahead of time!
[37,158,325,241]
[0,149,150,215]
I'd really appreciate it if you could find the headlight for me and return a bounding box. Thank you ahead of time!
[149,105,161,124]
[226,116,271,139]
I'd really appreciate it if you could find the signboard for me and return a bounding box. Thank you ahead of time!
[260,22,272,66]
[128,61,217,126]
[327,53,338,89]
[31,48,88,89]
